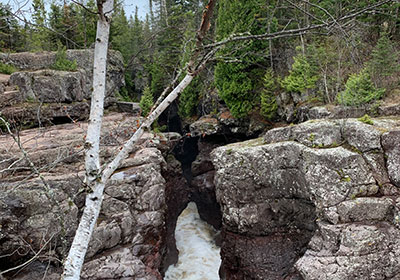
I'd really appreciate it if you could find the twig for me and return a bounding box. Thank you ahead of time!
[0,232,56,276]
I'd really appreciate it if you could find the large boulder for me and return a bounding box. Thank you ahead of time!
[0,49,125,128]
[2,49,124,105]
[211,117,400,280]
[9,69,88,102]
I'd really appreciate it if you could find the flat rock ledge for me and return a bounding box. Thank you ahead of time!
[211,117,400,280]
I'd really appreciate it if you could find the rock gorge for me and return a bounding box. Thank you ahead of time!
[1,51,400,279]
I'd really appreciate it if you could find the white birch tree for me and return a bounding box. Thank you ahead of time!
[62,0,217,278]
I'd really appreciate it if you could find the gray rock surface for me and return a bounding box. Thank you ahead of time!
[189,110,270,138]
[10,70,88,102]
[0,113,174,280]
[0,49,125,129]
[212,117,400,280]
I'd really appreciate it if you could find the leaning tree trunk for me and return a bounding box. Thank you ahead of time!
[61,0,113,278]
[62,0,216,279]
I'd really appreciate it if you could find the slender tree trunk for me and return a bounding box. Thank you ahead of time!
[62,1,216,279]
[61,0,113,278]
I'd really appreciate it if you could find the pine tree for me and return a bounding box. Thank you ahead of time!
[280,52,319,94]
[214,0,269,118]
[29,0,49,51]
[337,69,385,106]
[367,30,399,88]
[110,4,132,61]
[260,69,278,120]
[139,86,154,116]
[76,0,97,48]
[0,4,24,52]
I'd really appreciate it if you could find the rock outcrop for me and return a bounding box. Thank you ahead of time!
[189,110,270,138]
[0,50,124,128]
[0,113,179,279]
[211,117,400,280]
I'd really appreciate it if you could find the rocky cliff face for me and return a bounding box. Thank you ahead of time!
[0,113,179,279]
[0,50,124,128]
[211,117,400,280]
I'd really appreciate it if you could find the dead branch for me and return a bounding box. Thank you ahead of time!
[202,0,394,50]
[0,232,57,277]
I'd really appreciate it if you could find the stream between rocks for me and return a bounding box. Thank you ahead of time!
[164,202,221,280]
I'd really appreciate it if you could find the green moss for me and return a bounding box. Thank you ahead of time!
[336,168,351,182]
[0,62,17,74]
[358,114,374,125]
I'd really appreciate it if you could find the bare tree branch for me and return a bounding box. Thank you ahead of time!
[0,232,57,277]
[202,0,394,50]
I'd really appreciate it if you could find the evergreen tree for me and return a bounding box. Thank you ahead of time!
[337,69,385,106]
[260,69,278,120]
[367,30,399,88]
[280,52,319,94]
[76,0,97,48]
[0,4,24,52]
[110,4,132,61]
[214,0,269,118]
[139,86,154,116]
[48,3,64,49]
[29,0,49,51]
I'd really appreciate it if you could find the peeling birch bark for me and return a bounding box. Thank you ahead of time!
[61,0,113,278]
[62,1,215,279]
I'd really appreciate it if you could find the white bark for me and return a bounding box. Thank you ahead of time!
[62,0,215,277]
[101,73,194,182]
[62,0,113,278]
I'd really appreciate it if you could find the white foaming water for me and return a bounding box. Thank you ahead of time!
[164,202,221,280]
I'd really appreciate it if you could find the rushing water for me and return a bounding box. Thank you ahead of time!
[164,202,221,280]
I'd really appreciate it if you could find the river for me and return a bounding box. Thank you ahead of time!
[164,202,221,280]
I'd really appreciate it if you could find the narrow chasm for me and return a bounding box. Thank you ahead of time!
[161,133,224,278]
[159,109,227,278]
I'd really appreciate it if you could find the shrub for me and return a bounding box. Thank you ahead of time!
[260,69,278,120]
[178,76,201,118]
[0,62,17,74]
[51,44,77,71]
[139,86,153,116]
[281,53,319,94]
[336,69,385,106]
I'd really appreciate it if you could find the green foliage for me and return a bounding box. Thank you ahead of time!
[29,0,49,51]
[179,76,201,118]
[260,69,278,120]
[281,52,319,94]
[215,64,257,118]
[0,62,17,74]
[111,4,135,62]
[358,114,374,125]
[337,69,385,106]
[215,0,269,118]
[0,4,25,52]
[139,86,153,116]
[51,44,77,71]
[367,31,399,87]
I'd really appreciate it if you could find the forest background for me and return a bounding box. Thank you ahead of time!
[1,0,400,125]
